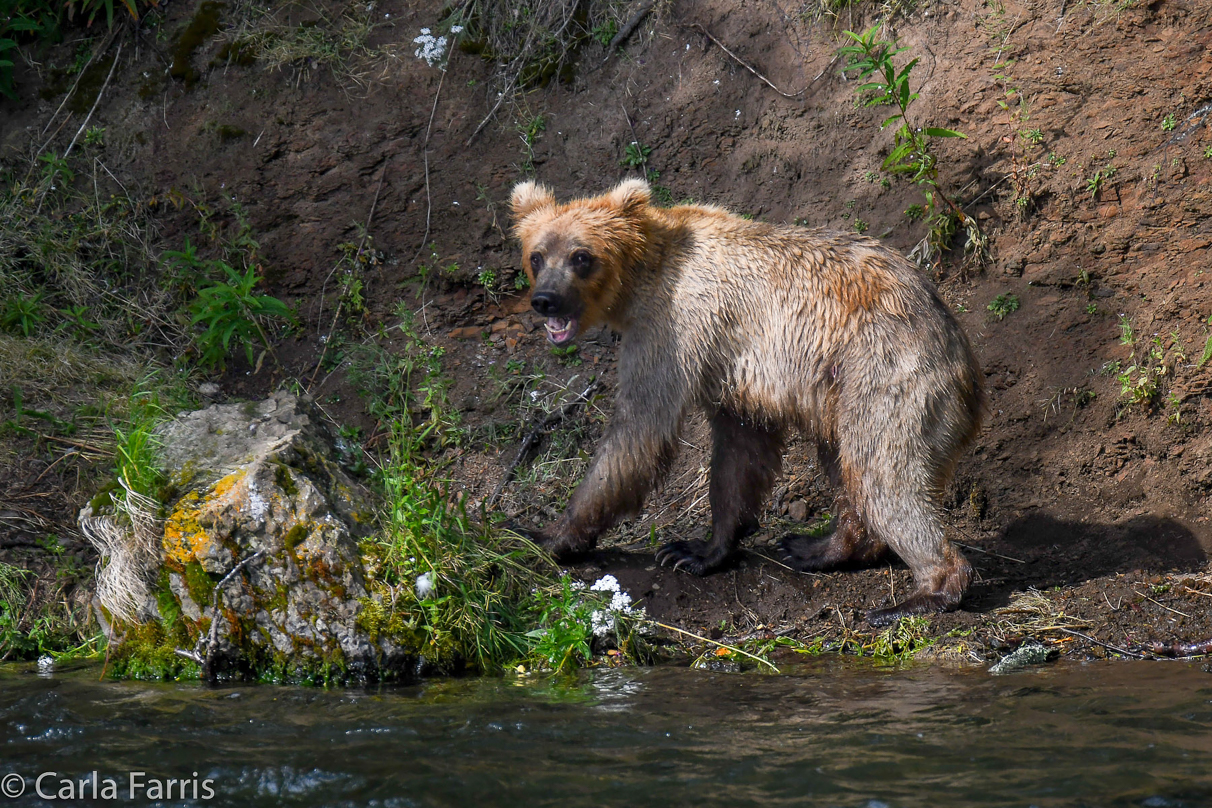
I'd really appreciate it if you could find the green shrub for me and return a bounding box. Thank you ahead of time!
[188,262,294,371]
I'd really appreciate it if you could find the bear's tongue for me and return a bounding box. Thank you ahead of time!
[544,317,576,344]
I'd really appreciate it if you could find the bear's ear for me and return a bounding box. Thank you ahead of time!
[510,181,557,221]
[606,178,651,216]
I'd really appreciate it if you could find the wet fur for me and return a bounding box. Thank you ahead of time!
[510,179,985,624]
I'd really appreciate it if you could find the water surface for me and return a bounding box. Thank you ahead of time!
[2,658,1210,807]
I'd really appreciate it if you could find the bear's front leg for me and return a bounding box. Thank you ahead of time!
[656,411,784,575]
[514,417,679,560]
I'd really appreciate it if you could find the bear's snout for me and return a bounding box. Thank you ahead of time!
[530,290,567,316]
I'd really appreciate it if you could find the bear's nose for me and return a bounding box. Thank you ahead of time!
[530,291,564,316]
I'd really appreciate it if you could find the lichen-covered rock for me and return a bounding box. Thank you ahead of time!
[106,392,413,682]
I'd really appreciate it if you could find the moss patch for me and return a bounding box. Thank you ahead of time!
[170,1,226,88]
[108,621,200,681]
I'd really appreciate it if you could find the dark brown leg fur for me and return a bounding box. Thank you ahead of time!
[779,444,888,571]
[779,494,889,571]
[519,418,679,559]
[656,411,783,575]
[865,544,972,626]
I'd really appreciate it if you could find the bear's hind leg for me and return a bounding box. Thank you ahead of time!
[656,411,783,575]
[854,455,973,627]
[779,444,889,571]
[779,494,890,571]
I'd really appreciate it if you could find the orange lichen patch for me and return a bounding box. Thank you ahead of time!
[162,470,247,565]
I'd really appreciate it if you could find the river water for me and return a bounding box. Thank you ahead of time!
[1,658,1210,807]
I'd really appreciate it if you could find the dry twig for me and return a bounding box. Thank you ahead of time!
[489,379,600,507]
[684,23,805,98]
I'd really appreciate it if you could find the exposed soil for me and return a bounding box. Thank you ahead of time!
[5,0,1212,663]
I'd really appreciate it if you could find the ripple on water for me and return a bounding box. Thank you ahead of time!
[0,659,1208,807]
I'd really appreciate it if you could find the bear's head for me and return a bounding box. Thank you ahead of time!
[510,179,651,345]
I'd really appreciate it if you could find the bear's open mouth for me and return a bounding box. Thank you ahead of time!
[544,316,578,345]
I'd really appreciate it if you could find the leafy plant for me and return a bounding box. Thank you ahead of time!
[840,26,982,268]
[38,153,74,189]
[1118,313,1134,345]
[621,141,653,168]
[1161,112,1177,132]
[591,17,617,47]
[550,343,581,366]
[527,576,597,673]
[188,262,294,371]
[1199,316,1212,367]
[650,182,674,207]
[57,304,99,338]
[0,14,41,100]
[987,293,1019,320]
[517,113,546,175]
[1086,164,1117,199]
[1020,127,1043,145]
[1,292,47,336]
[869,615,933,661]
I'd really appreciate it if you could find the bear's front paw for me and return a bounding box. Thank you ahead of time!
[503,520,593,559]
[655,540,726,576]
[503,520,552,548]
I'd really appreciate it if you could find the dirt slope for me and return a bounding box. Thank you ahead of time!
[4,0,1212,659]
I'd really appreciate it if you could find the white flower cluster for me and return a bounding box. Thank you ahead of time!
[413,25,463,67]
[588,574,641,638]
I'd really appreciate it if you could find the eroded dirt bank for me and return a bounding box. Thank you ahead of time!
[4,0,1212,662]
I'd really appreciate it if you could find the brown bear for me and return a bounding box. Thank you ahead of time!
[509,178,985,625]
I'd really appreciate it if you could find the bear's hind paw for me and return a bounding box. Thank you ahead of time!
[865,591,959,626]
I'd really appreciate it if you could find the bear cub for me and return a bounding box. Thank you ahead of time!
[509,178,985,625]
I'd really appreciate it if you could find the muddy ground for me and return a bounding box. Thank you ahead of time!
[4,0,1212,662]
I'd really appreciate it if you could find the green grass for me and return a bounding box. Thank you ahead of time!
[343,309,647,675]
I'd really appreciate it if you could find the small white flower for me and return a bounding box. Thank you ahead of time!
[415,572,436,599]
[413,28,449,66]
[451,25,464,34]
[590,574,620,593]
[609,591,633,613]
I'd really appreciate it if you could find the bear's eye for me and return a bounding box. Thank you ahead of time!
[529,252,544,273]
[570,250,594,275]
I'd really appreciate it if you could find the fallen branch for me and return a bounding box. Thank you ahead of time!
[487,379,600,508]
[1058,627,1147,659]
[602,2,653,63]
[684,23,805,98]
[649,619,779,673]
[411,67,447,262]
[64,40,123,160]
[186,550,266,679]
[1138,637,1212,658]
[954,541,1026,565]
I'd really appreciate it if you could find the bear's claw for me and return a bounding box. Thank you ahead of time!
[655,540,720,576]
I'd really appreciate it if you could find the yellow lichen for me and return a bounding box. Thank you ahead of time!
[162,469,247,565]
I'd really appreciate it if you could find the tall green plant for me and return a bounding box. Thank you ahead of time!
[0,15,40,100]
[188,262,293,371]
[840,25,985,267]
